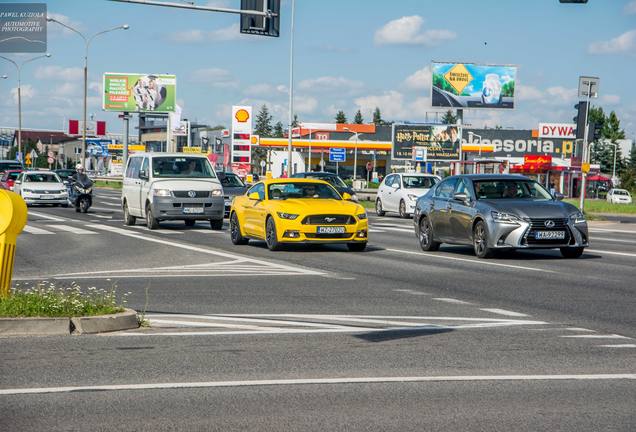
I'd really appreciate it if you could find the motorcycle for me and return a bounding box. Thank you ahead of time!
[67,177,93,213]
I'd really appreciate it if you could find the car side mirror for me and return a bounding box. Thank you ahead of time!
[342,192,352,200]
[391,183,400,190]
[139,170,148,181]
[14,180,21,185]
[554,192,564,201]
[248,192,261,201]
[453,192,469,203]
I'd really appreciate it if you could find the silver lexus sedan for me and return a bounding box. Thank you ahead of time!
[413,174,589,258]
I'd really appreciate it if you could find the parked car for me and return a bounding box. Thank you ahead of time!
[291,171,358,202]
[606,188,632,204]
[0,160,23,174]
[376,173,440,218]
[217,171,247,217]
[13,170,68,206]
[121,153,224,229]
[413,174,589,258]
[229,178,368,251]
[0,169,22,191]
[54,169,77,182]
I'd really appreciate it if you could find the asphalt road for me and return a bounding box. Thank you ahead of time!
[2,188,635,431]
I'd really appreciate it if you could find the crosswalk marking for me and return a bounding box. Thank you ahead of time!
[45,224,97,235]
[23,225,55,235]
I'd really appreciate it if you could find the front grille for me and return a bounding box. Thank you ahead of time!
[526,218,568,229]
[305,233,353,239]
[37,190,62,194]
[173,190,210,198]
[302,214,354,225]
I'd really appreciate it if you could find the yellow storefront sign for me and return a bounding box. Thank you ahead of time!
[182,147,206,154]
[444,63,473,95]
[108,144,146,152]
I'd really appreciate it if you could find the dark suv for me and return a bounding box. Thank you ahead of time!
[291,172,357,201]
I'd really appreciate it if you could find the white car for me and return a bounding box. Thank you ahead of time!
[13,170,68,206]
[376,173,440,218]
[606,188,632,204]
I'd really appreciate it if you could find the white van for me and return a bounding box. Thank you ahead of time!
[121,153,225,229]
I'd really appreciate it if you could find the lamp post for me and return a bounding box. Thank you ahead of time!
[286,0,296,176]
[468,131,482,173]
[343,127,359,180]
[47,18,129,168]
[0,53,51,163]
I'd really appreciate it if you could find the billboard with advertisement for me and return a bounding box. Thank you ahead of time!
[431,62,517,109]
[392,124,460,161]
[103,73,176,113]
[462,129,575,159]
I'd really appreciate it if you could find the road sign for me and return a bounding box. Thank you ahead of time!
[329,148,346,163]
[47,157,54,164]
[25,154,31,165]
[578,76,599,99]
[412,146,428,162]
[47,151,54,158]
[582,162,590,173]
[29,149,38,160]
[366,162,373,171]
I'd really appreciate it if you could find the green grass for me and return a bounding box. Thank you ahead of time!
[0,282,129,318]
[94,180,122,190]
[360,200,375,210]
[564,199,636,215]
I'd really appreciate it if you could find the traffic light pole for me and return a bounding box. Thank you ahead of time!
[578,81,592,212]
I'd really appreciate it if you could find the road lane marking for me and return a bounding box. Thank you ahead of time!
[370,226,413,233]
[589,228,636,234]
[46,224,97,235]
[368,229,387,233]
[23,225,55,235]
[3,374,634,395]
[385,248,554,273]
[565,328,596,332]
[598,344,636,348]
[190,229,225,234]
[561,334,631,339]
[590,237,636,244]
[586,249,636,258]
[99,201,121,207]
[480,308,529,317]
[147,314,358,330]
[433,298,474,305]
[27,211,66,222]
[129,226,183,234]
[393,289,429,295]
[92,214,112,219]
[91,206,122,212]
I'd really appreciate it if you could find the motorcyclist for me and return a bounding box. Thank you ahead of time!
[68,164,93,212]
[70,164,92,187]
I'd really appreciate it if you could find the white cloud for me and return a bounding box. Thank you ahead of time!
[50,82,81,97]
[34,65,83,81]
[170,29,205,43]
[294,96,318,114]
[243,83,288,96]
[589,29,636,54]
[46,13,84,36]
[10,85,36,104]
[545,86,578,103]
[354,91,407,119]
[601,94,621,105]
[404,66,432,90]
[625,0,636,14]
[517,84,544,101]
[298,76,363,92]
[191,68,238,87]
[374,16,456,46]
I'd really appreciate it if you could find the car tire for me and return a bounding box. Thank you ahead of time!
[265,217,281,251]
[473,221,494,258]
[61,203,69,208]
[375,199,386,216]
[146,204,160,230]
[184,219,196,227]
[560,247,584,258]
[80,197,90,213]
[418,216,440,251]
[123,202,136,226]
[347,242,367,252]
[210,218,224,230]
[230,213,249,245]
[399,200,409,219]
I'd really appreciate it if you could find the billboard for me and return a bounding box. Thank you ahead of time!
[0,3,47,53]
[392,124,461,161]
[538,123,576,139]
[462,129,576,159]
[103,73,176,113]
[431,62,517,109]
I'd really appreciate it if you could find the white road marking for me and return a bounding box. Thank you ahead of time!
[190,229,225,234]
[371,226,413,233]
[589,228,636,234]
[22,225,55,235]
[368,229,387,233]
[147,314,357,329]
[129,226,183,234]
[46,224,97,235]
[393,289,429,296]
[147,319,281,331]
[92,214,112,219]
[561,334,631,339]
[586,249,636,258]
[3,374,635,395]
[565,328,596,332]
[91,206,122,212]
[590,236,636,244]
[100,201,120,207]
[27,211,66,222]
[434,298,474,305]
[480,308,529,317]
[597,344,636,348]
[386,248,554,273]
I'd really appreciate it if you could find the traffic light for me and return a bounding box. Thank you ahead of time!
[559,0,588,3]
[573,101,588,140]
[240,0,280,37]
[587,122,602,142]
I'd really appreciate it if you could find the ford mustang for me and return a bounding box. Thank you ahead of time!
[229,179,368,251]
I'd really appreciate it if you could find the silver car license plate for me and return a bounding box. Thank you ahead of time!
[183,207,204,214]
[40,195,54,199]
[536,231,565,240]
[317,226,345,234]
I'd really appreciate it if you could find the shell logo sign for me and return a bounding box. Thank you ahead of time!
[235,109,250,123]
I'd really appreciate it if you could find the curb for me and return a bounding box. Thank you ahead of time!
[0,308,139,337]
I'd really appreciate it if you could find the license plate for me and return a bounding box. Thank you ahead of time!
[317,226,345,234]
[40,195,54,199]
[535,230,565,240]
[183,207,204,214]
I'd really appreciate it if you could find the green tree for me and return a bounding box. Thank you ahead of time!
[254,104,273,137]
[589,107,625,175]
[441,110,457,124]
[335,110,347,124]
[353,110,364,124]
[372,107,383,125]
[273,121,284,138]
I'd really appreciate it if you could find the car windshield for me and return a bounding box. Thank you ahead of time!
[613,190,628,196]
[25,173,60,183]
[307,174,347,188]
[7,172,20,180]
[474,180,553,200]
[220,173,244,187]
[152,157,216,178]
[1,162,22,172]
[268,182,341,200]
[403,176,437,189]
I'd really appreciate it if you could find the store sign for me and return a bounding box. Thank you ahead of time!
[231,105,253,164]
[524,155,552,165]
[392,124,460,161]
[462,129,575,158]
[538,123,576,139]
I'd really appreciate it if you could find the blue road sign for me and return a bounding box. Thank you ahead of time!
[329,148,346,163]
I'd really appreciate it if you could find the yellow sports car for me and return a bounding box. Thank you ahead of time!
[229,178,368,251]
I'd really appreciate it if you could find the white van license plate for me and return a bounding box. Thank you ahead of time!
[535,231,565,240]
[317,226,345,234]
[183,207,204,214]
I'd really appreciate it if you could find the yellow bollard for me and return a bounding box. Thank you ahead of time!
[0,190,27,298]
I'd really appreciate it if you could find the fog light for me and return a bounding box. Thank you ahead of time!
[283,230,300,238]
[357,230,367,238]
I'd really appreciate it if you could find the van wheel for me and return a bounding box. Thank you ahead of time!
[123,202,136,226]
[146,204,159,230]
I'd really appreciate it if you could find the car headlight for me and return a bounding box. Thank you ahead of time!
[277,212,299,220]
[569,211,586,224]
[491,211,521,224]
[211,189,223,196]
[153,189,171,197]
[357,213,367,220]
[407,194,418,201]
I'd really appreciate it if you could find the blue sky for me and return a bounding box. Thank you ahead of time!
[1,0,635,138]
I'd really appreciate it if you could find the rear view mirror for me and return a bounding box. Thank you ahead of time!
[554,192,564,201]
[139,170,148,181]
[391,183,400,190]
[453,192,469,203]
[248,192,260,201]
[14,180,21,185]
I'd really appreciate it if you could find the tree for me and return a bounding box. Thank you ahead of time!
[441,110,457,125]
[589,107,626,175]
[353,110,364,124]
[372,107,383,125]
[291,114,299,128]
[254,104,273,137]
[335,110,347,124]
[273,121,284,138]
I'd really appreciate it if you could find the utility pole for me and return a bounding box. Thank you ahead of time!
[577,76,599,211]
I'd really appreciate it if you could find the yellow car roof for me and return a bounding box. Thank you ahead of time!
[260,178,331,185]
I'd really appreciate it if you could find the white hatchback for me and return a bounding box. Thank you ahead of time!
[606,188,632,204]
[376,173,440,218]
[13,170,68,206]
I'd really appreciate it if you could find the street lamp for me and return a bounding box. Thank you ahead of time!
[47,17,129,168]
[467,131,483,174]
[343,127,359,180]
[0,53,52,163]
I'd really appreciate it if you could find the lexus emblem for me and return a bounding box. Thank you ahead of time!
[544,220,555,228]
[324,217,336,223]
[187,190,196,198]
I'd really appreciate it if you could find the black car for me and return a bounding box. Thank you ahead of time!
[0,160,23,174]
[217,171,247,217]
[291,172,357,201]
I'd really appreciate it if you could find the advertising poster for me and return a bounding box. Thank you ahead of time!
[0,3,47,52]
[103,73,176,113]
[431,62,516,109]
[392,124,461,161]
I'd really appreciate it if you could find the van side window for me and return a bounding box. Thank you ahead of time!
[140,157,149,176]
[125,157,142,179]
